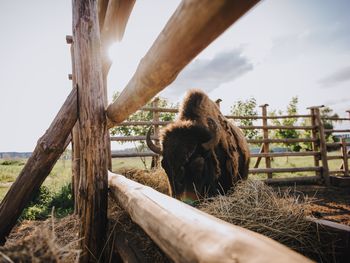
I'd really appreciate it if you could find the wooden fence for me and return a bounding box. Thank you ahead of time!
[0,1,346,262]
[111,99,350,185]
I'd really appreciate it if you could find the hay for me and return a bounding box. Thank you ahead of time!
[0,168,336,262]
[111,168,332,262]
[198,180,330,261]
[116,167,170,195]
[0,214,80,263]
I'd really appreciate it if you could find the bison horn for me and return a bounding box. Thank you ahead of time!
[146,127,163,155]
[202,117,219,150]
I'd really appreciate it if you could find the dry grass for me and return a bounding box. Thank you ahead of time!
[0,213,80,263]
[0,168,337,262]
[199,180,330,261]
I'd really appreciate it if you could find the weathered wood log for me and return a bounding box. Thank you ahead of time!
[117,120,172,126]
[72,1,108,262]
[263,175,321,186]
[341,138,349,176]
[247,138,317,144]
[107,0,260,124]
[249,167,321,174]
[250,151,319,158]
[100,0,136,74]
[67,38,81,215]
[260,104,272,178]
[0,88,78,244]
[314,108,330,185]
[141,106,179,113]
[111,135,158,141]
[226,114,312,119]
[108,172,311,263]
[240,125,316,130]
[101,0,136,42]
[111,152,157,158]
[325,129,350,133]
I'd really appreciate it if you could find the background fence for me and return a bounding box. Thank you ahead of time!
[110,98,350,183]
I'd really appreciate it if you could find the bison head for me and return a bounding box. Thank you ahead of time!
[147,118,220,204]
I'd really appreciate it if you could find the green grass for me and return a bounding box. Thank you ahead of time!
[0,159,72,201]
[0,152,348,212]
[112,157,153,170]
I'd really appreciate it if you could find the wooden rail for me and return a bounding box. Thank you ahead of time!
[108,172,311,263]
[112,100,350,181]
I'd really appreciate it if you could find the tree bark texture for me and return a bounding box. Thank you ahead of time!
[72,0,108,262]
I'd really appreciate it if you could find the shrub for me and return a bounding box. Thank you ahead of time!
[0,160,25,166]
[21,183,73,220]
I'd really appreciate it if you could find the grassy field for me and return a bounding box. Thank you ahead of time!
[0,152,347,201]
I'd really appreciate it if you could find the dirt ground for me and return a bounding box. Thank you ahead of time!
[276,184,350,226]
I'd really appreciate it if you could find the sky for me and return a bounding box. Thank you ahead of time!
[0,0,349,152]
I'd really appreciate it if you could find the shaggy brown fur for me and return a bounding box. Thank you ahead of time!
[158,89,250,198]
[177,89,250,180]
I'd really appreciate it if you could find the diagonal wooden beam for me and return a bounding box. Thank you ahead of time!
[106,0,260,125]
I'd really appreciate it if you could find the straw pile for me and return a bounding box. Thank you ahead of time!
[114,168,332,262]
[0,168,335,262]
[0,214,80,263]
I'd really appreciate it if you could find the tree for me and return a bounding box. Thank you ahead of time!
[270,96,301,151]
[230,97,258,140]
[110,92,177,169]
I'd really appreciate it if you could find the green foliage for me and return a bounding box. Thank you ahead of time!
[230,97,259,139]
[20,183,73,220]
[110,92,177,138]
[270,97,301,151]
[110,92,177,169]
[0,160,25,166]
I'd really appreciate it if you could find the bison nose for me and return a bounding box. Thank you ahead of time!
[177,191,198,206]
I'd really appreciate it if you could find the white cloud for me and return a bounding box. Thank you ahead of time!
[161,49,253,99]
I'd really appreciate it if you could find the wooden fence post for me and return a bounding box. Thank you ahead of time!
[72,1,108,262]
[341,138,349,177]
[67,35,81,215]
[309,108,320,177]
[151,97,160,168]
[260,104,272,178]
[314,108,330,186]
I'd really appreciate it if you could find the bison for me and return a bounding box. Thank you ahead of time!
[147,89,250,203]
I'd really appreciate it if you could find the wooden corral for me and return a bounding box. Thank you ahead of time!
[0,0,349,262]
[111,99,350,186]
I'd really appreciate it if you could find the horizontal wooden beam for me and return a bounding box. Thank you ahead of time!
[325,129,350,133]
[326,142,350,147]
[117,121,172,126]
[321,117,350,121]
[249,167,321,174]
[327,155,344,160]
[107,0,260,124]
[111,135,158,141]
[329,170,345,175]
[263,175,321,185]
[108,172,311,263]
[226,114,312,120]
[240,125,316,130]
[250,151,319,158]
[111,152,157,158]
[140,107,179,113]
[247,138,317,144]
